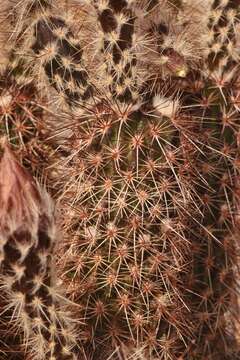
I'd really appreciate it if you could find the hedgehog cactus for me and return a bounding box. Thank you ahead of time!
[0,142,78,359]
[0,0,240,359]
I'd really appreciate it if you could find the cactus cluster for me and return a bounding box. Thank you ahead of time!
[0,0,240,359]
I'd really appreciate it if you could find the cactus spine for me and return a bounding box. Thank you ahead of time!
[0,0,239,359]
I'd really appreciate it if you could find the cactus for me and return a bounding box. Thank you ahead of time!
[0,142,78,359]
[0,0,239,359]
[181,2,240,357]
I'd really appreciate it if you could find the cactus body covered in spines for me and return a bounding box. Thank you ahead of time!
[0,142,78,359]
[0,0,240,359]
